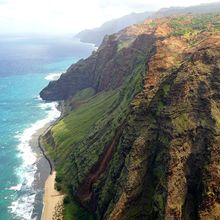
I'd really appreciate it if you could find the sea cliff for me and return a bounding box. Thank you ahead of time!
[40,13,220,219]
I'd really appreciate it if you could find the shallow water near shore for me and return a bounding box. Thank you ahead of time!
[0,34,94,219]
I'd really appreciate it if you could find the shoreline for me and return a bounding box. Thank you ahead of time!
[29,101,65,220]
[30,122,53,220]
[41,172,64,220]
[37,101,65,220]
[37,100,65,175]
[38,134,54,174]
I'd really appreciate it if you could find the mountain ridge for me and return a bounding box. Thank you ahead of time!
[152,2,220,18]
[75,11,154,46]
[40,12,220,220]
[75,2,220,47]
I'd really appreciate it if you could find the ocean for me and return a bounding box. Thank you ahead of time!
[0,34,94,220]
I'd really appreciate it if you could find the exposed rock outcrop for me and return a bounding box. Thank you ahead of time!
[41,13,220,220]
[40,33,155,101]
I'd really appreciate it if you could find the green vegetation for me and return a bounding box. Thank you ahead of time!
[163,84,170,97]
[69,88,95,103]
[157,101,165,114]
[148,21,157,28]
[211,102,220,128]
[169,13,220,36]
[156,84,171,116]
[173,113,196,133]
[64,202,94,220]
[52,90,118,149]
[65,88,96,111]
[117,39,134,51]
[40,12,220,220]
[43,54,146,219]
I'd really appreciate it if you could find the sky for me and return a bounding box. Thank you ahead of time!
[0,0,219,34]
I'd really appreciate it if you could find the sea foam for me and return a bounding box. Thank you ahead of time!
[44,72,62,81]
[9,100,61,220]
[9,184,22,191]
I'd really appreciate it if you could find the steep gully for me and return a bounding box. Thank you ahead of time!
[77,124,125,208]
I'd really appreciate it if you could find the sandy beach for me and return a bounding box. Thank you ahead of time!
[29,102,64,219]
[30,103,64,220]
[41,171,64,220]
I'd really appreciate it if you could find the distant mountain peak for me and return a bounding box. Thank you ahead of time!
[75,11,154,46]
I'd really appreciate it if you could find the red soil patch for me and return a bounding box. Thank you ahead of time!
[77,125,124,206]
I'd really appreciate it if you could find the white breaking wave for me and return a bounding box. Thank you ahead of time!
[44,73,62,81]
[9,101,61,220]
[33,95,42,101]
[9,184,22,191]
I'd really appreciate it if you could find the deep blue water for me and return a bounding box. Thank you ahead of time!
[0,34,94,220]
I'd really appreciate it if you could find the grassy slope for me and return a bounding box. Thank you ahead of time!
[43,56,146,219]
[169,13,220,36]
[95,13,220,219]
[43,13,220,219]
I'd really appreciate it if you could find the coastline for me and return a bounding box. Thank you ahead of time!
[28,101,65,220]
[35,101,65,220]
[41,172,64,220]
[0,38,95,219]
[29,122,53,220]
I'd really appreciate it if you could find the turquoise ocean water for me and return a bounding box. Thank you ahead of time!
[0,34,94,220]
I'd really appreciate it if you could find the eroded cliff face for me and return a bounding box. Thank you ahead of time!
[107,35,220,220]
[41,14,220,220]
[40,33,156,101]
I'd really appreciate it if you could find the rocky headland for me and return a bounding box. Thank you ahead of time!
[40,13,220,220]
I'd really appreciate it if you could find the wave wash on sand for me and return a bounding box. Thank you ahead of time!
[9,75,61,220]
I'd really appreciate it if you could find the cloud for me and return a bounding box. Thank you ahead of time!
[99,0,219,9]
[98,0,157,11]
[0,0,219,33]
[0,0,101,33]
[0,0,7,4]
